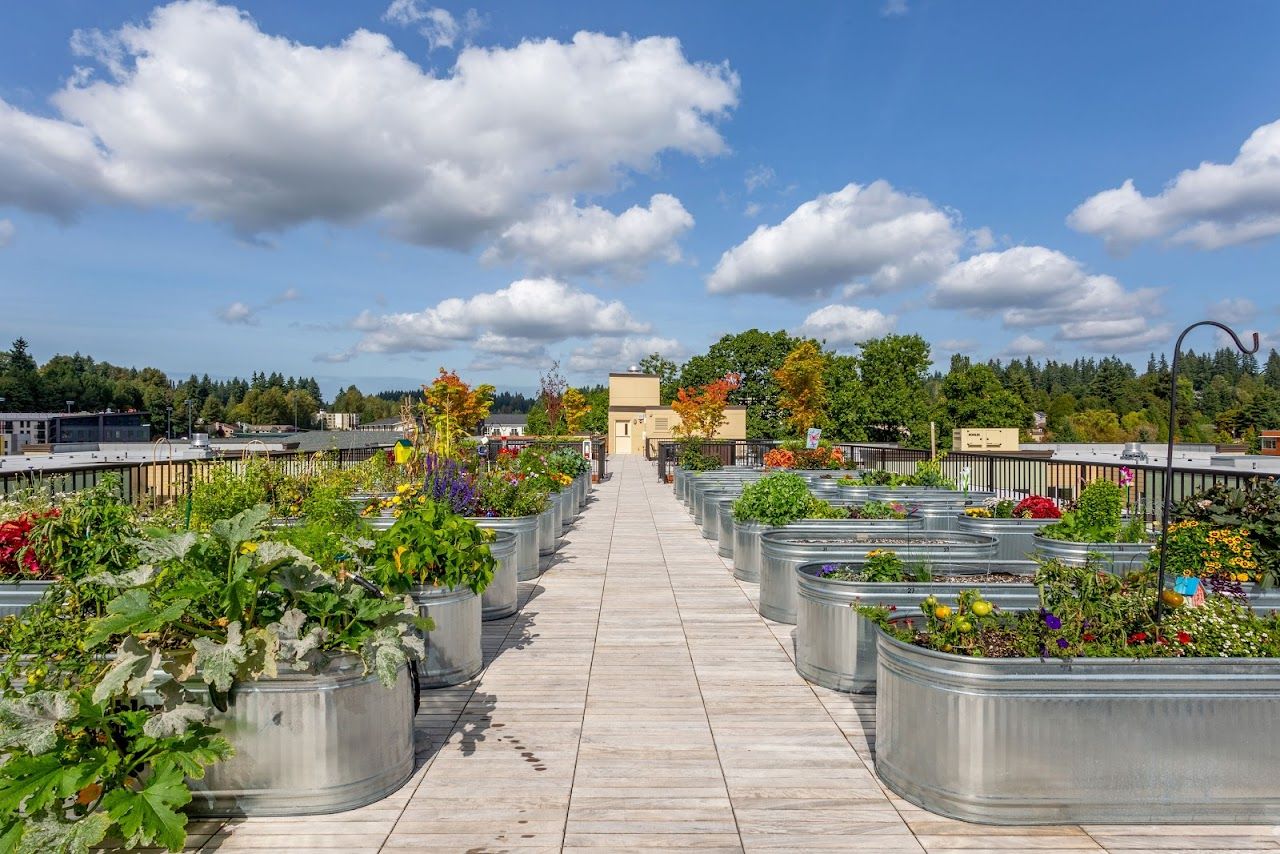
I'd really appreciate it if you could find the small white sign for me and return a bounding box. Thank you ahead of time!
[805,428,821,450]
[582,439,593,460]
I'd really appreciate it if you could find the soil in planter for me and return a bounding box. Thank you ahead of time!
[790,536,955,546]
[822,568,1030,584]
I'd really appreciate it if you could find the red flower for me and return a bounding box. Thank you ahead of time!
[887,605,897,612]
[1012,495,1062,519]
[1176,631,1192,644]
[1128,631,1148,643]
[1082,632,1097,642]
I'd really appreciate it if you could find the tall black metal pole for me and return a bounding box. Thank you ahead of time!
[1155,320,1259,623]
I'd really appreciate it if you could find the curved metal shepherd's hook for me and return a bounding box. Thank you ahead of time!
[1155,320,1260,623]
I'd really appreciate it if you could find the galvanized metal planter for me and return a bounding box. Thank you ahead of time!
[759,529,996,624]
[537,505,559,556]
[1032,533,1153,574]
[794,562,1037,693]
[469,514,540,582]
[0,580,53,617]
[555,489,575,533]
[956,515,1056,561]
[731,518,919,583]
[699,488,740,540]
[479,530,518,621]
[685,470,763,511]
[875,630,1280,824]
[189,656,413,816]
[411,585,482,687]
[717,499,736,558]
[868,487,995,505]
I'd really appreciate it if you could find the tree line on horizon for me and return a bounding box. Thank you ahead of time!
[638,329,1280,451]
[5,332,1280,448]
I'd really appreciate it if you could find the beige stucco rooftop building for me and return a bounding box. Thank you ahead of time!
[607,370,746,456]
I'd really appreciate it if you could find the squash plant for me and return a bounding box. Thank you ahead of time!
[0,504,424,853]
[370,499,496,595]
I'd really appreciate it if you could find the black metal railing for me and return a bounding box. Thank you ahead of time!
[656,440,1268,521]
[483,436,608,482]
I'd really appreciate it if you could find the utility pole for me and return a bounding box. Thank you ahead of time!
[185,399,195,439]
[166,406,173,440]
[929,421,937,460]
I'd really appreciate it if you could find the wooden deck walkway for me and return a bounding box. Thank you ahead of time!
[191,455,1280,853]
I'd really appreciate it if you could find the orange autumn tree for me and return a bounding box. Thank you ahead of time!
[672,374,741,441]
[421,368,495,458]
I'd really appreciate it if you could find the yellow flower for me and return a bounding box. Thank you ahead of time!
[240,542,259,555]
[393,544,410,573]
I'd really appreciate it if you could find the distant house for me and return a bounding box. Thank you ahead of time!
[356,416,408,434]
[483,414,527,437]
[1262,430,1280,456]
[314,410,360,431]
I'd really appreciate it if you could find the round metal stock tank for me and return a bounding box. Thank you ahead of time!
[717,499,737,558]
[188,656,413,816]
[469,514,540,581]
[956,515,1056,562]
[537,505,559,556]
[867,487,995,506]
[0,580,53,617]
[556,489,575,533]
[411,585,482,687]
[731,517,918,583]
[758,529,996,624]
[479,530,518,621]
[700,488,740,540]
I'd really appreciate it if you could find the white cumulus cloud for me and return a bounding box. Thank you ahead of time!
[1069,117,1280,252]
[339,278,650,360]
[933,245,1166,352]
[796,304,897,346]
[0,1,738,251]
[382,2,483,51]
[567,335,685,373]
[707,181,962,299]
[481,194,693,278]
[1000,334,1053,358]
[217,301,254,324]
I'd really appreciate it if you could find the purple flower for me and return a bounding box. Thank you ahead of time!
[1056,638,1069,649]
[1042,612,1062,630]
[816,563,838,578]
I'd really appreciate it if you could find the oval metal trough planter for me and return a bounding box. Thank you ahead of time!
[685,470,763,511]
[759,529,997,624]
[875,630,1280,824]
[794,561,1038,693]
[188,656,413,817]
[0,580,54,618]
[478,529,518,621]
[555,488,575,533]
[469,514,540,582]
[411,584,482,687]
[731,518,920,583]
[1032,533,1153,574]
[956,515,1056,561]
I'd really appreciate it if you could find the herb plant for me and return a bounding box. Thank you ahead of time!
[732,473,814,526]
[371,499,496,595]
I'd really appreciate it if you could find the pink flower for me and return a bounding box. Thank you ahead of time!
[1118,467,1135,487]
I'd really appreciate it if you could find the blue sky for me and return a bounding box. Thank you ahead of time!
[2,0,1280,398]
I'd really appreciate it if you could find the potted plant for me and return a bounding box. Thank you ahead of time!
[957,494,1061,561]
[864,560,1280,824]
[0,504,424,848]
[370,498,495,686]
[469,470,549,581]
[1034,479,1152,572]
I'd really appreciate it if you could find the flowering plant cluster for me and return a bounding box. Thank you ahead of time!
[1161,520,1259,584]
[763,448,796,469]
[859,558,1280,660]
[0,509,58,577]
[847,500,908,520]
[1012,495,1061,519]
